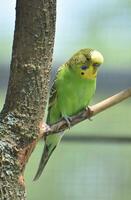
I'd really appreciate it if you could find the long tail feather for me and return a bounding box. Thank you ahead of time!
[33,144,56,181]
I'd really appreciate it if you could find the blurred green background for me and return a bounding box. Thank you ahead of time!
[0,0,131,199]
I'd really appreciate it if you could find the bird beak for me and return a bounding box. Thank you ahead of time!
[93,67,97,75]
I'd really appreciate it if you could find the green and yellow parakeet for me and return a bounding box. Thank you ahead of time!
[34,48,104,180]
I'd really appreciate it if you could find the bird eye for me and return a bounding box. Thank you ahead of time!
[93,63,100,67]
[81,65,88,70]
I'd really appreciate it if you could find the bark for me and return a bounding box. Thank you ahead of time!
[0,0,56,199]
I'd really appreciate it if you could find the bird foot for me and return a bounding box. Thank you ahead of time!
[63,116,72,129]
[85,106,93,121]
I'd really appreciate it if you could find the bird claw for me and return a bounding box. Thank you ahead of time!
[63,116,72,129]
[85,106,93,121]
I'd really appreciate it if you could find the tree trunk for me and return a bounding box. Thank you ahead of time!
[0,0,56,199]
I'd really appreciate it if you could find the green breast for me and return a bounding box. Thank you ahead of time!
[58,77,96,116]
[47,68,96,124]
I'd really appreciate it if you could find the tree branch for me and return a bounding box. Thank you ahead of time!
[0,0,56,199]
[45,88,131,135]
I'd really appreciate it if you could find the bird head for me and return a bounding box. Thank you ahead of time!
[67,49,104,80]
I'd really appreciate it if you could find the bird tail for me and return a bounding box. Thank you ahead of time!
[33,143,56,181]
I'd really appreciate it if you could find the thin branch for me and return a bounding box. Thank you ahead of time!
[44,88,131,135]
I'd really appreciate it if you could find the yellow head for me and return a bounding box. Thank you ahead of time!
[68,48,104,80]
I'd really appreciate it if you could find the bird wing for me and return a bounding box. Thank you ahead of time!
[48,74,57,109]
[48,64,64,108]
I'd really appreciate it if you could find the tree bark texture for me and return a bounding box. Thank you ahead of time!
[0,0,56,199]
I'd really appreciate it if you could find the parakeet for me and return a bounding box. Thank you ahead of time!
[34,48,104,180]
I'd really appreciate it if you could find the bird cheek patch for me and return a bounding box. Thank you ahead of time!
[81,72,85,75]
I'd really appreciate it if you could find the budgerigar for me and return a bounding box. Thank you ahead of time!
[34,48,104,180]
